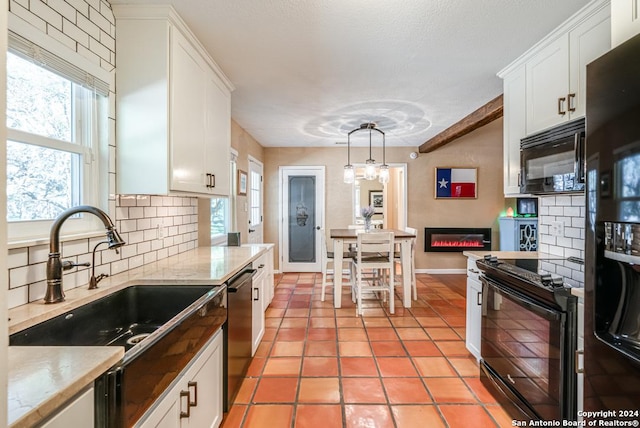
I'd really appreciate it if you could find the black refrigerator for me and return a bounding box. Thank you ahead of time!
[585,32,640,417]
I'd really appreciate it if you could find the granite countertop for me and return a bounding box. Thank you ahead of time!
[8,347,124,428]
[7,243,273,428]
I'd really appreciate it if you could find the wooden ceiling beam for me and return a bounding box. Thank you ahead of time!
[419,94,504,153]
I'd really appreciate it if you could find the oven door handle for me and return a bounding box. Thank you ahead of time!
[482,276,561,321]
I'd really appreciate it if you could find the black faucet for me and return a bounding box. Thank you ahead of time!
[45,205,126,303]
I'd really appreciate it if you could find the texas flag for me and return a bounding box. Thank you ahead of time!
[436,168,477,198]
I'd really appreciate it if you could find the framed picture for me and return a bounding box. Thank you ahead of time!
[435,167,477,199]
[369,190,384,213]
[237,170,247,196]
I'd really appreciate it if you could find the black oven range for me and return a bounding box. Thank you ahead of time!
[476,255,580,422]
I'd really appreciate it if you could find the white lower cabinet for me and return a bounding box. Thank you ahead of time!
[465,256,483,360]
[252,265,266,356]
[137,330,223,428]
[251,248,274,356]
[41,387,94,428]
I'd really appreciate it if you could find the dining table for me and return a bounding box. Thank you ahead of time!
[330,228,416,309]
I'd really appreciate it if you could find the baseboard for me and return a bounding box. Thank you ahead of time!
[415,268,466,274]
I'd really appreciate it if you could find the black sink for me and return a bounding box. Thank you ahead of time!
[10,284,228,427]
[10,285,216,351]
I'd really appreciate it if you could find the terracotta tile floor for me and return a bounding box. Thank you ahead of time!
[221,272,511,428]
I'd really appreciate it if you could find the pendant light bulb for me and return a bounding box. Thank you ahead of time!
[378,164,390,184]
[343,164,355,184]
[364,159,377,180]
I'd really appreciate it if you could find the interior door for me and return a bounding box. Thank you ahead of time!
[280,167,325,272]
[248,156,263,244]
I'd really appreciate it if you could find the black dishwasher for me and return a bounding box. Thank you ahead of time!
[224,265,256,411]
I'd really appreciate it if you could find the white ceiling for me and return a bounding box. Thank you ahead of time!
[110,0,589,148]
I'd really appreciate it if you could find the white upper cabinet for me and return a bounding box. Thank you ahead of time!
[525,2,610,135]
[114,5,234,197]
[502,65,526,196]
[612,0,640,47]
[498,0,610,196]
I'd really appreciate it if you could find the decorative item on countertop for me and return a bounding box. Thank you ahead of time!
[228,232,241,246]
[361,205,376,232]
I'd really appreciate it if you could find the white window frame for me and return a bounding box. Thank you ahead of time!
[6,25,110,243]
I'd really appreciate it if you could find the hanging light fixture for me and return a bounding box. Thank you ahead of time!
[343,122,387,183]
[343,131,355,183]
[378,130,389,184]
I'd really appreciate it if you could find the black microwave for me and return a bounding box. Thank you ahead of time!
[520,117,585,194]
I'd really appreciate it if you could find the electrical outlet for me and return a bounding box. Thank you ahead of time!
[550,221,564,237]
[157,223,165,238]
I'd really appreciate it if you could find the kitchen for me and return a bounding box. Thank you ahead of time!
[2,0,640,427]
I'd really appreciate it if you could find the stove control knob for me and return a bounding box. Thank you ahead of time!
[551,277,565,287]
[540,274,553,286]
[489,256,499,264]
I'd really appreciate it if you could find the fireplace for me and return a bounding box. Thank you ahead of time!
[424,227,492,252]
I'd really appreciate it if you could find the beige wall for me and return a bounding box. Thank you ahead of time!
[264,118,505,271]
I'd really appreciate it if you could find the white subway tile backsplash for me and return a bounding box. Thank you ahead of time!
[143,251,157,265]
[143,229,158,241]
[136,195,151,206]
[563,206,581,217]
[119,195,137,207]
[538,194,586,285]
[129,255,144,269]
[548,206,564,216]
[111,259,129,275]
[136,218,151,230]
[8,249,28,269]
[28,281,46,303]
[129,207,144,219]
[30,0,63,30]
[8,286,29,309]
[62,239,89,257]
[65,0,89,17]
[10,2,48,32]
[128,231,144,244]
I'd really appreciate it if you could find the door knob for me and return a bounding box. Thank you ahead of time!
[316,226,321,230]
[249,228,256,233]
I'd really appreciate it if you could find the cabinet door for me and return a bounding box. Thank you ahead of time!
[252,271,266,356]
[185,332,224,428]
[465,276,483,360]
[170,29,208,193]
[568,6,611,119]
[526,36,570,135]
[41,387,94,428]
[502,65,526,196]
[204,73,231,196]
[612,0,640,47]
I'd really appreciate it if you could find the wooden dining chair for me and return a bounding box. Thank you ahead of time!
[352,231,395,315]
[320,230,354,302]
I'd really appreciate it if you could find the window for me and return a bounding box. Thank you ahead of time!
[249,165,262,227]
[6,34,108,241]
[210,197,229,242]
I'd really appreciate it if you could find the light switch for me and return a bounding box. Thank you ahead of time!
[244,202,248,212]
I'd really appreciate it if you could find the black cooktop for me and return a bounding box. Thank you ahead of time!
[476,255,583,309]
